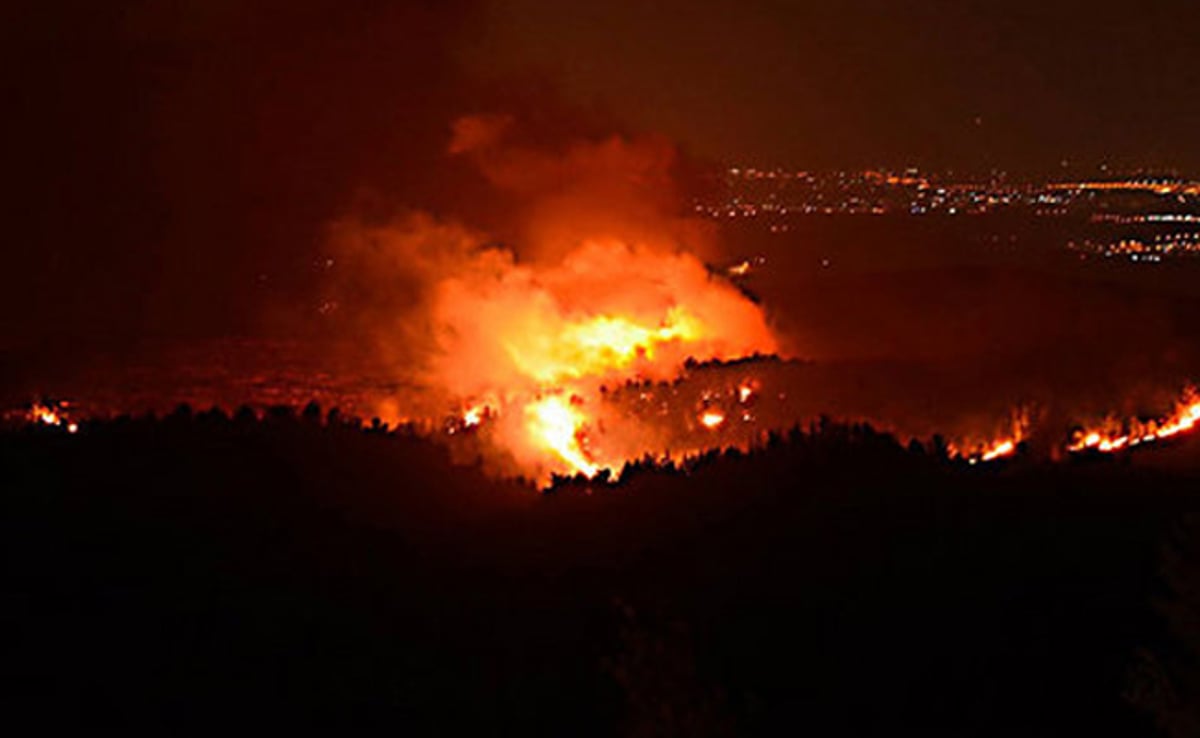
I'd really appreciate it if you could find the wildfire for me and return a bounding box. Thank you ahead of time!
[1068,388,1200,454]
[525,394,599,478]
[28,402,78,433]
[463,406,484,427]
[342,227,779,483]
[462,401,493,428]
[978,439,1017,462]
[508,306,707,385]
[726,255,765,279]
[505,300,767,479]
[33,403,61,426]
[953,387,1200,466]
[325,115,788,484]
[951,435,1021,465]
[949,409,1029,465]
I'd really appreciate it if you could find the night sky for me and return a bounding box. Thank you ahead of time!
[2,0,1198,348]
[467,0,1200,174]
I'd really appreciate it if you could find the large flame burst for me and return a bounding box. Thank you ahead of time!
[525,394,599,478]
[443,257,779,483]
[510,305,712,478]
[331,217,783,484]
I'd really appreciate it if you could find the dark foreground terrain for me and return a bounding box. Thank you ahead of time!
[5,407,1200,736]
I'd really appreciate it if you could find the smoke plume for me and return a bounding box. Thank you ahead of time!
[324,115,781,480]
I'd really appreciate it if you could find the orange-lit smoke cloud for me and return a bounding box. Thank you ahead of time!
[326,115,781,480]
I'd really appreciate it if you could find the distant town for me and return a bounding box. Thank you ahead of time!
[702,167,1200,262]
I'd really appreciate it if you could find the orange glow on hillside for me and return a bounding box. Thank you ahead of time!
[949,409,1028,465]
[1068,388,1200,454]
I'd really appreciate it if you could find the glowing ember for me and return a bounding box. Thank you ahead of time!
[728,260,751,277]
[462,403,489,428]
[28,402,78,433]
[700,410,726,429]
[725,255,765,278]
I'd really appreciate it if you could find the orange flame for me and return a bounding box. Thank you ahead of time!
[525,394,599,478]
[699,410,726,429]
[979,439,1017,462]
[1068,388,1200,454]
[508,306,706,385]
[949,408,1028,464]
[28,402,78,433]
